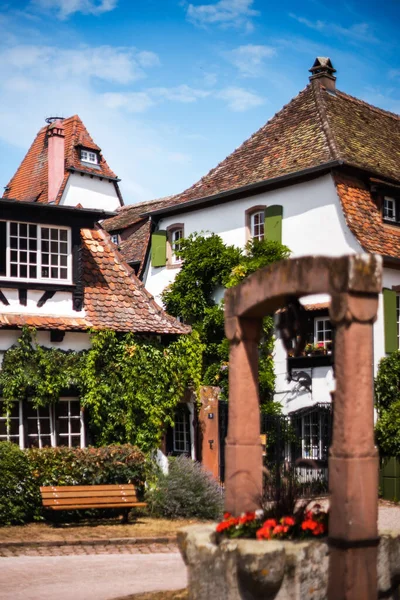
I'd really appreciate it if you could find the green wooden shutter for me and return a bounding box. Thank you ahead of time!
[265,205,283,244]
[383,288,398,353]
[151,230,167,267]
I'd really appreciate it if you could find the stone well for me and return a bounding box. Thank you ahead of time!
[178,524,400,600]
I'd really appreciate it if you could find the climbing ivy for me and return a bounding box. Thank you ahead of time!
[0,327,204,452]
[375,351,400,457]
[162,233,290,409]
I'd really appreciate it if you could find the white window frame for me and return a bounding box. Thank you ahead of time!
[26,403,55,449]
[314,317,332,348]
[383,197,396,222]
[57,397,85,448]
[171,228,183,265]
[110,234,119,245]
[301,411,322,460]
[250,211,264,241]
[81,149,98,164]
[173,407,190,454]
[0,220,72,284]
[0,399,24,449]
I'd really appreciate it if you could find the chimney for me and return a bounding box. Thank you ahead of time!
[47,117,65,203]
[309,57,336,92]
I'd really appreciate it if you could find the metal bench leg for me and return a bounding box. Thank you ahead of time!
[121,508,130,524]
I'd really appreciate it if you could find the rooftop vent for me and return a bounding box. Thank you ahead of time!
[45,116,65,125]
[309,57,336,92]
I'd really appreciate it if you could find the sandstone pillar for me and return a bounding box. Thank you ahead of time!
[224,317,262,515]
[328,292,379,600]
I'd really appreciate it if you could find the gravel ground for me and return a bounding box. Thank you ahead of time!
[378,502,400,534]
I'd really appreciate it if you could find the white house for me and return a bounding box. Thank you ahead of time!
[107,58,400,465]
[0,115,188,450]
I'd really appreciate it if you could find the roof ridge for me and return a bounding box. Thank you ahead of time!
[335,89,400,121]
[178,85,312,198]
[311,80,340,161]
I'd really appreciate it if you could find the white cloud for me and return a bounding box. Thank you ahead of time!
[102,92,155,112]
[0,45,160,84]
[149,84,211,103]
[186,0,259,32]
[30,0,118,20]
[225,44,276,76]
[289,13,378,44]
[217,87,264,111]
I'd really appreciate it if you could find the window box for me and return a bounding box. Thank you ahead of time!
[288,354,333,370]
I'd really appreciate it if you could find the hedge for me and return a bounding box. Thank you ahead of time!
[0,443,147,526]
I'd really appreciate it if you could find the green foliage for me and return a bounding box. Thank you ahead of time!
[27,445,146,488]
[0,442,40,525]
[0,327,204,452]
[375,351,400,457]
[162,234,290,408]
[79,330,204,451]
[146,455,224,520]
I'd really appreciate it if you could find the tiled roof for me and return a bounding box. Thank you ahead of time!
[0,228,190,335]
[4,115,118,205]
[103,197,174,232]
[118,221,151,274]
[334,172,400,259]
[154,80,400,209]
[81,228,190,333]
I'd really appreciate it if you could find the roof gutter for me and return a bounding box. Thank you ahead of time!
[143,160,344,219]
[68,167,121,183]
[0,198,116,219]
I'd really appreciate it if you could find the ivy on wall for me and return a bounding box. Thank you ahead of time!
[0,327,204,452]
[161,233,290,410]
[375,350,400,457]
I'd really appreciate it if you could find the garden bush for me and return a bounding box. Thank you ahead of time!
[0,442,40,526]
[146,455,224,520]
[27,444,147,489]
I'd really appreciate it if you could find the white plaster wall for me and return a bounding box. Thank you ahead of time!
[61,172,120,211]
[0,330,90,352]
[0,289,84,317]
[144,175,362,305]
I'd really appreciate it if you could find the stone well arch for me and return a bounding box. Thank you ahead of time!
[224,253,382,600]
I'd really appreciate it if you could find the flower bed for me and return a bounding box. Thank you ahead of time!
[216,504,327,542]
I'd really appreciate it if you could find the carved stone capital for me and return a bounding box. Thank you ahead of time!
[225,316,262,345]
[329,292,379,326]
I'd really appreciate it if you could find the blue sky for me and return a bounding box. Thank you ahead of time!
[0,0,398,204]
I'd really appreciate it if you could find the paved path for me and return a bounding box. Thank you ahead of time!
[0,552,187,600]
[0,541,179,557]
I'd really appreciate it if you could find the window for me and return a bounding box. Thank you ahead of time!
[0,221,71,283]
[173,406,190,454]
[166,225,184,266]
[57,398,84,448]
[0,400,21,445]
[384,197,396,222]
[301,409,330,460]
[314,317,332,349]
[26,403,54,448]
[111,234,119,245]
[81,149,98,164]
[250,211,264,241]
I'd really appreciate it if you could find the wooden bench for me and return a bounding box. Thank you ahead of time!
[40,484,147,523]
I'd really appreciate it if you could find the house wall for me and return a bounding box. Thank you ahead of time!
[0,289,82,318]
[144,174,362,305]
[61,172,120,211]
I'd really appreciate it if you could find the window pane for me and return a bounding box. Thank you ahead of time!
[70,402,80,416]
[60,230,68,242]
[59,419,69,434]
[19,224,27,237]
[70,419,81,434]
[29,266,37,278]
[10,223,17,235]
[0,421,7,436]
[41,228,49,239]
[58,402,69,417]
[41,436,51,447]
[20,265,27,278]
[51,229,58,241]
[71,436,81,447]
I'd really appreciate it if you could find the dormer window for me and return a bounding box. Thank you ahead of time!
[111,234,119,245]
[80,149,98,165]
[0,220,71,283]
[383,197,397,222]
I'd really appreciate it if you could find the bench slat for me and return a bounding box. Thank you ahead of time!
[46,502,147,511]
[40,485,135,493]
[41,490,137,500]
[43,496,139,507]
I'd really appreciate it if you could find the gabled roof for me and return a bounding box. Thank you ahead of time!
[3,115,118,205]
[103,196,174,232]
[0,228,189,335]
[149,78,400,212]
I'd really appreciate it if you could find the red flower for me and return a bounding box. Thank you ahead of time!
[272,525,285,535]
[301,519,318,532]
[312,522,325,536]
[216,516,239,533]
[256,526,272,540]
[223,512,232,520]
[263,519,277,528]
[239,512,256,525]
[281,516,295,527]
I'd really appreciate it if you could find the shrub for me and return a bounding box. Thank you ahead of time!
[146,455,224,520]
[27,444,147,490]
[0,442,40,526]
